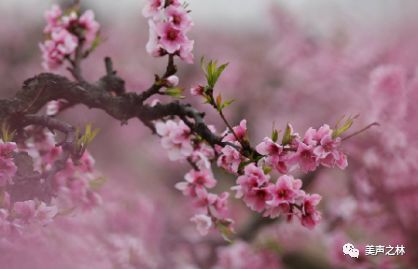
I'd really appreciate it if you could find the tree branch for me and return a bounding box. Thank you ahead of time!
[138,54,177,102]
[0,66,221,150]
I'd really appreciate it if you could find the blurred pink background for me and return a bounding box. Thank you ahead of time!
[1,0,418,268]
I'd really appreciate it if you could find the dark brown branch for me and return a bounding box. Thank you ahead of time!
[138,54,177,102]
[104,56,114,75]
[0,70,223,150]
[67,38,85,82]
[204,88,257,158]
[342,122,380,141]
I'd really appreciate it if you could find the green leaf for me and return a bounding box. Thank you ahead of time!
[215,63,228,77]
[221,99,235,110]
[201,58,229,88]
[90,34,101,52]
[200,56,206,74]
[89,176,107,190]
[263,165,272,175]
[271,128,279,143]
[216,94,222,110]
[210,62,228,88]
[1,122,15,142]
[263,239,284,254]
[238,160,252,172]
[206,60,216,87]
[77,124,100,149]
[208,60,216,77]
[63,6,79,16]
[165,87,185,99]
[281,123,293,145]
[332,115,357,139]
[203,85,211,95]
[216,220,234,243]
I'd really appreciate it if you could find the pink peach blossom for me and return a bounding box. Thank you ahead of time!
[291,141,318,173]
[78,10,100,46]
[146,20,164,57]
[175,169,216,197]
[165,75,179,87]
[193,188,217,212]
[266,175,303,207]
[165,5,193,31]
[233,164,270,212]
[178,39,194,63]
[216,145,242,174]
[142,0,164,18]
[189,143,215,169]
[0,141,17,187]
[256,137,283,156]
[43,5,62,33]
[35,202,58,225]
[190,214,212,236]
[300,194,322,229]
[190,85,204,96]
[223,119,247,142]
[155,120,193,160]
[165,0,182,7]
[40,29,78,70]
[155,22,187,54]
[13,200,36,223]
[256,137,290,174]
[211,192,230,219]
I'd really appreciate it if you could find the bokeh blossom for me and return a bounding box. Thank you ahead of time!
[1,1,417,268]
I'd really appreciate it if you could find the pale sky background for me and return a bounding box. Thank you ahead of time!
[1,0,418,35]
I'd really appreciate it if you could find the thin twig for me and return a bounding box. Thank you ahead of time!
[138,54,177,102]
[342,122,380,141]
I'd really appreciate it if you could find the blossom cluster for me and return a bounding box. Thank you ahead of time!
[143,0,194,63]
[0,139,58,235]
[40,5,100,70]
[27,130,102,210]
[255,124,347,175]
[155,120,232,236]
[0,129,102,236]
[224,122,339,229]
[155,111,347,234]
[155,115,349,234]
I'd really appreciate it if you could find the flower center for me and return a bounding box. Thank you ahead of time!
[167,29,178,41]
[301,150,312,159]
[278,189,288,199]
[153,0,162,8]
[173,15,182,25]
[195,176,205,185]
[256,189,266,199]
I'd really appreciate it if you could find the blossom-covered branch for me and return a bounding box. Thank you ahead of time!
[0,0,373,240]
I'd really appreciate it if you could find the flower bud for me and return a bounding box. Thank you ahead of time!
[190,85,204,96]
[165,75,179,87]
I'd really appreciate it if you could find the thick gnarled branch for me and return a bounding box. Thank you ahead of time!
[0,66,222,151]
